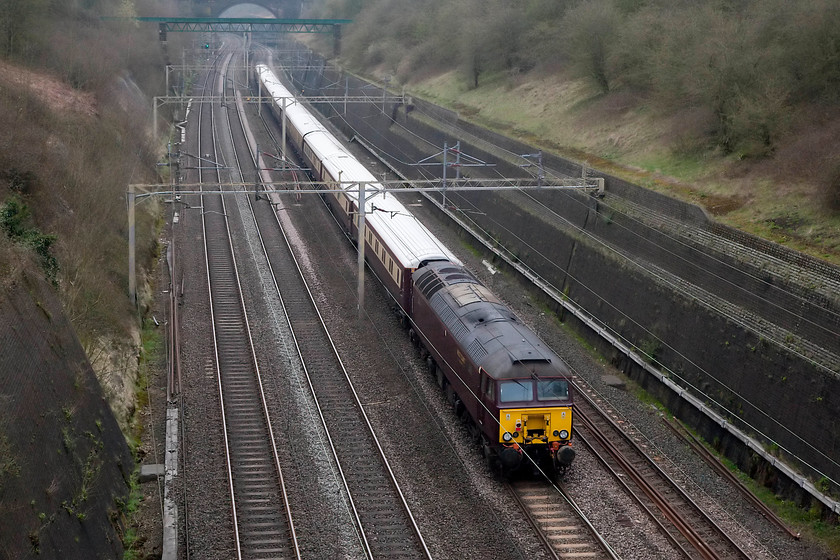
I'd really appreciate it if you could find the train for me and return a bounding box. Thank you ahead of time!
[256,63,576,475]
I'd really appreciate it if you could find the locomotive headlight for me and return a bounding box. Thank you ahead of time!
[553,430,560,437]
[502,432,513,442]
[559,430,569,440]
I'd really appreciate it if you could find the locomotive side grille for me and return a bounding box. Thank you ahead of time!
[431,292,469,339]
[466,339,488,362]
[415,269,433,287]
[416,270,444,299]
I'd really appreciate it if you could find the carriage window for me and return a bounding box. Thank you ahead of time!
[537,380,569,401]
[499,380,533,403]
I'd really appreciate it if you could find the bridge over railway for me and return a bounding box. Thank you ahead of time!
[144,16,351,55]
[192,0,302,18]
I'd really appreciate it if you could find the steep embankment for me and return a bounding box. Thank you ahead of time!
[0,244,133,559]
[0,20,164,554]
[317,0,840,263]
[0,58,161,433]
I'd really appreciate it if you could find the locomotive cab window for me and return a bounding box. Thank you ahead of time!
[499,379,532,403]
[537,379,569,401]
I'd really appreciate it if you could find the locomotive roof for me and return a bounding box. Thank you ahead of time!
[414,262,571,380]
[256,64,460,269]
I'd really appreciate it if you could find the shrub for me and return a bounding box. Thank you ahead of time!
[0,196,58,282]
[823,159,840,213]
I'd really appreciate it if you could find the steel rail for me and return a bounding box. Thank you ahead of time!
[242,76,434,559]
[574,410,704,559]
[507,480,620,560]
[231,89,374,560]
[218,58,302,559]
[179,46,228,560]
[573,388,751,560]
[662,416,801,541]
[199,48,299,560]
[201,50,243,560]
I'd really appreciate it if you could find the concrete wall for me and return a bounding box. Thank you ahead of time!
[0,265,133,559]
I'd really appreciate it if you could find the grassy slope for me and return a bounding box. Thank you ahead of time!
[407,68,840,265]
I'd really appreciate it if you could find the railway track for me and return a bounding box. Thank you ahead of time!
[196,49,299,559]
[572,383,752,560]
[263,54,780,558]
[220,59,433,559]
[508,480,617,560]
[246,64,628,560]
[661,416,800,541]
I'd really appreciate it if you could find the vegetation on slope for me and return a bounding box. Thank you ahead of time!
[0,0,181,427]
[309,0,840,262]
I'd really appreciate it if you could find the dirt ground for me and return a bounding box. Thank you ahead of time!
[0,59,97,117]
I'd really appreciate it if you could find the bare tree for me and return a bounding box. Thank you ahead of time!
[0,0,42,57]
[561,0,620,94]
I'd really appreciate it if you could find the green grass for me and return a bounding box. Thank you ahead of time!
[131,317,162,446]
[117,318,161,558]
[632,151,712,183]
[116,472,143,560]
[723,460,840,554]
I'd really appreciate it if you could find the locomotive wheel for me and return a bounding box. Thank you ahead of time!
[466,422,481,443]
[482,441,500,474]
[445,383,457,406]
[454,398,464,418]
[435,365,446,389]
[482,442,493,464]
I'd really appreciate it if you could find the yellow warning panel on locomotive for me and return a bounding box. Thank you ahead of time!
[498,407,572,444]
